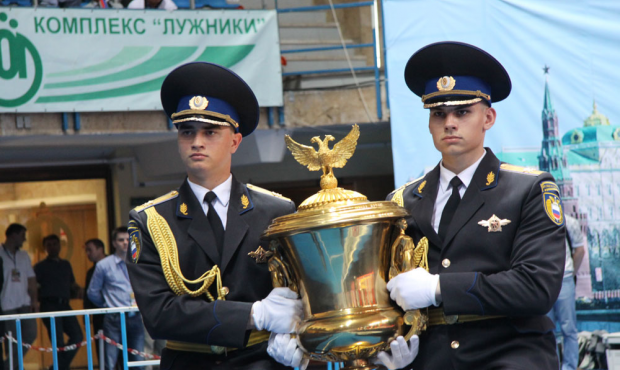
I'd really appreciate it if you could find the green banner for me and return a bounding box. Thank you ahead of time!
[0,8,282,112]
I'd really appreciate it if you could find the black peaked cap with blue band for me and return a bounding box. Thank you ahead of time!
[405,41,511,109]
[161,62,259,137]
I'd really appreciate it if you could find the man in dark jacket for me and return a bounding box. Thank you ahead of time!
[126,63,303,370]
[35,234,83,370]
[385,41,566,370]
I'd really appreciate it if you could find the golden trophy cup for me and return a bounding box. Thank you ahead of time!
[262,125,429,370]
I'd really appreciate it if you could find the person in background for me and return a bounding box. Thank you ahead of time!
[127,0,177,10]
[548,214,585,370]
[38,0,82,8]
[0,234,4,370]
[1,223,37,370]
[88,227,144,370]
[35,234,84,370]
[84,238,107,364]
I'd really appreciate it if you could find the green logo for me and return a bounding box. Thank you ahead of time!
[0,12,43,108]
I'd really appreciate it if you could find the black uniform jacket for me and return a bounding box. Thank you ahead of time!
[127,176,295,368]
[388,149,565,370]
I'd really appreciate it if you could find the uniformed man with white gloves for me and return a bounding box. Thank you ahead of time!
[126,62,302,370]
[385,41,565,369]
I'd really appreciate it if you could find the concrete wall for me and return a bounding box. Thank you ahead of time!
[313,0,376,65]
[0,85,387,136]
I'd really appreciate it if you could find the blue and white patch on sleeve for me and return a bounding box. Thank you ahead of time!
[540,181,564,226]
[128,220,142,263]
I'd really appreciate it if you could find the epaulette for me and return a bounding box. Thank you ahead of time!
[133,191,179,212]
[499,163,544,176]
[389,175,425,207]
[247,184,292,202]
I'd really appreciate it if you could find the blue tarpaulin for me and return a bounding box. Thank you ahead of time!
[384,0,620,185]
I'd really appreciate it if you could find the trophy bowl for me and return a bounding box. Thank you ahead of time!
[262,125,427,370]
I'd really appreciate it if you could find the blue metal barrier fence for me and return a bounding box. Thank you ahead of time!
[0,306,158,370]
[0,307,346,370]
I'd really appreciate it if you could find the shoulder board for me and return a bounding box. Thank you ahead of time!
[389,175,425,206]
[389,175,425,197]
[247,184,292,202]
[499,163,544,176]
[133,191,179,213]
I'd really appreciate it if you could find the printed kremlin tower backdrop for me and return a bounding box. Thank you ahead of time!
[497,68,620,309]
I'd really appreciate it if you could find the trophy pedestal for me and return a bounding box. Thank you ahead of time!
[343,359,384,370]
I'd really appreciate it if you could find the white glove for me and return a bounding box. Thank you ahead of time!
[252,287,302,334]
[267,333,309,370]
[374,335,419,369]
[386,268,440,310]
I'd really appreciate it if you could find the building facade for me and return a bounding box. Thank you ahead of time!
[497,76,620,307]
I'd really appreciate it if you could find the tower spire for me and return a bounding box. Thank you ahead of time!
[542,65,554,117]
[538,65,569,185]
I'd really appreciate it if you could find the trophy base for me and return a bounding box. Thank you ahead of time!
[298,307,404,359]
[342,359,384,370]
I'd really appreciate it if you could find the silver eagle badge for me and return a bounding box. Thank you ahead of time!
[478,214,511,233]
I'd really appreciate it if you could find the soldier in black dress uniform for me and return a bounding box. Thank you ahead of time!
[385,42,566,369]
[126,63,303,370]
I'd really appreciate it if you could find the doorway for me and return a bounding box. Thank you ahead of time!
[0,176,111,370]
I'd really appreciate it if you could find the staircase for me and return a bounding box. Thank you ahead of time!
[242,0,379,90]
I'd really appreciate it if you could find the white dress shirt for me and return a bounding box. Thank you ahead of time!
[0,245,36,311]
[432,150,487,233]
[187,175,232,229]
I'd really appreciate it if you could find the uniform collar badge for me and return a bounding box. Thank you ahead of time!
[486,171,495,186]
[180,202,189,215]
[248,246,273,264]
[418,180,427,193]
[478,214,511,232]
[241,194,249,209]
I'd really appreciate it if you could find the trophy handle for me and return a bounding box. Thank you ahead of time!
[389,219,429,279]
[388,219,429,334]
[402,310,428,339]
[268,240,299,293]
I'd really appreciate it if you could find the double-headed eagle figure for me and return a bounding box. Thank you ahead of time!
[285,124,360,189]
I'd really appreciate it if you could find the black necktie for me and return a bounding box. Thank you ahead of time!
[438,176,463,242]
[205,191,225,256]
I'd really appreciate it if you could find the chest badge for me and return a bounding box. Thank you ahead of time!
[248,246,273,264]
[478,214,511,232]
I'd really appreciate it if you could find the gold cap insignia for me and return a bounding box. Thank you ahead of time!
[189,96,209,110]
[241,194,249,209]
[478,214,511,232]
[486,172,495,186]
[436,76,456,91]
[248,246,273,264]
[180,202,188,215]
[418,180,427,193]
